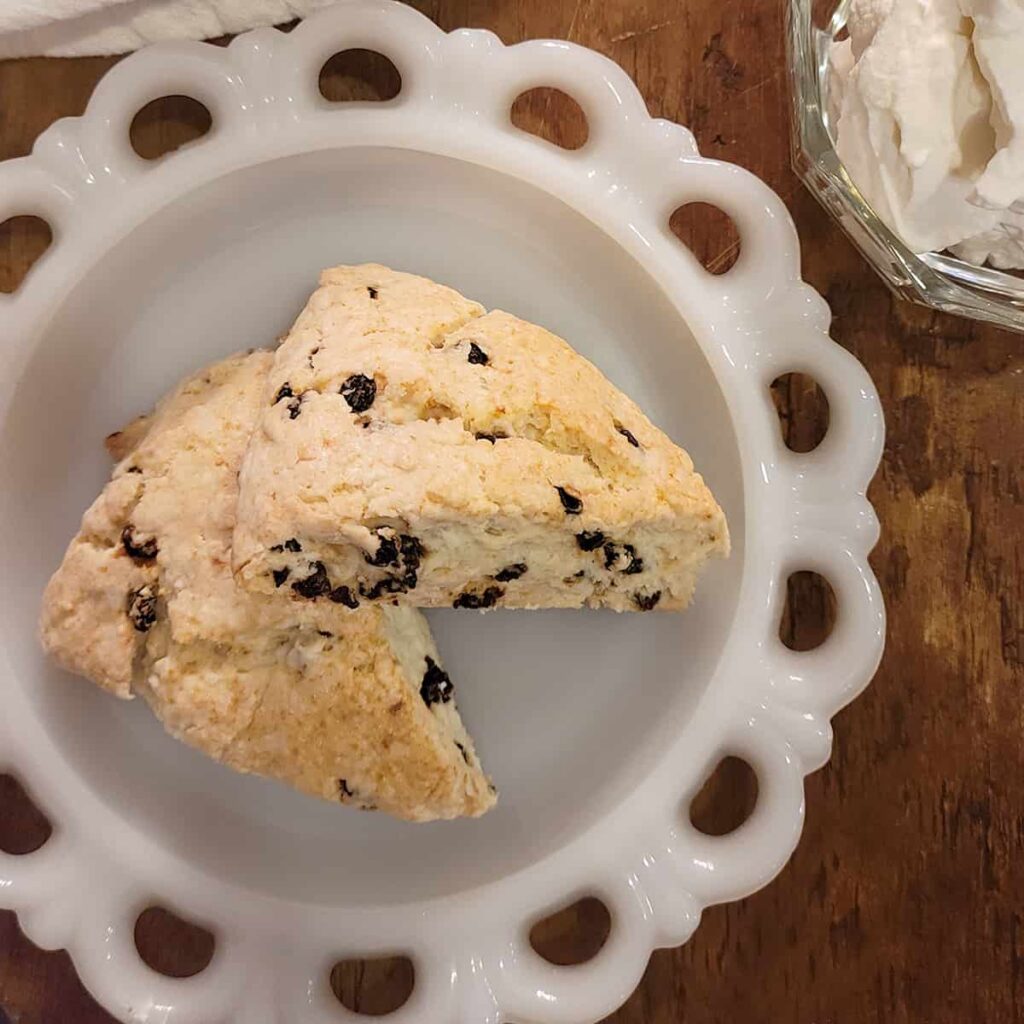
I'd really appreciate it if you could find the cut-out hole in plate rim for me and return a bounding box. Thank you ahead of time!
[670,202,741,275]
[0,216,53,295]
[689,756,759,836]
[331,955,415,1016]
[129,95,212,161]
[0,774,52,854]
[511,87,589,150]
[319,49,402,103]
[529,896,612,966]
[134,906,215,978]
[770,372,830,452]
[779,570,837,652]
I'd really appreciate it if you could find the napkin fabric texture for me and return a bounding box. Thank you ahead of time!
[0,0,332,58]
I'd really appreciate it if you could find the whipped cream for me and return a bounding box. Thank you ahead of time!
[830,0,1024,269]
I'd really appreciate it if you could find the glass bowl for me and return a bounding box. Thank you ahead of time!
[786,0,1024,333]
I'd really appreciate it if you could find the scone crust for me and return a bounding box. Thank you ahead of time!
[234,264,728,611]
[40,350,494,821]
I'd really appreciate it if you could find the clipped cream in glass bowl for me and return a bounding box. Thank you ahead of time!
[789,0,1024,331]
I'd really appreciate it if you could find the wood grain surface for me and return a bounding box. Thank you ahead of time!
[2,1,1023,1021]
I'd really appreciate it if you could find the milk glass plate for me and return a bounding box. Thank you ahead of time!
[0,2,885,1021]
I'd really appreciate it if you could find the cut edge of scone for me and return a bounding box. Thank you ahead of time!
[39,350,495,822]
[232,264,728,613]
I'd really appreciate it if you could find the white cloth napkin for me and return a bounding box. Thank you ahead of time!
[0,0,333,59]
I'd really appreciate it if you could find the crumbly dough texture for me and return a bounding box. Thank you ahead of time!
[39,351,494,821]
[234,264,729,612]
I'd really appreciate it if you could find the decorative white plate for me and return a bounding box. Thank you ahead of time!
[0,2,885,1022]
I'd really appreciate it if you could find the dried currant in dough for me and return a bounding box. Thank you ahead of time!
[365,529,400,567]
[556,486,583,515]
[453,585,504,609]
[622,545,644,575]
[127,584,158,632]
[399,535,423,567]
[604,542,644,574]
[399,535,424,587]
[494,563,527,582]
[291,561,332,599]
[617,425,641,448]
[340,374,377,413]
[420,656,454,705]
[121,525,158,565]
[329,585,359,609]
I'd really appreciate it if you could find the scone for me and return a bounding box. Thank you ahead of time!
[40,351,494,822]
[233,264,729,612]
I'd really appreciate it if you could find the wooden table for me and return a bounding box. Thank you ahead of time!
[2,1,1023,1021]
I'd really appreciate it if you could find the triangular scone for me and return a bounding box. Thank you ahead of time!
[40,351,494,822]
[233,265,729,612]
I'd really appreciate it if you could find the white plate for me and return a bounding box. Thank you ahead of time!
[0,3,885,1022]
